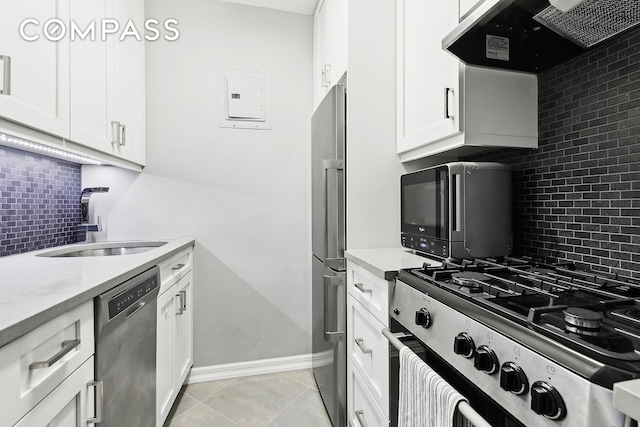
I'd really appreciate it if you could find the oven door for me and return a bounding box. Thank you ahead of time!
[389,319,524,427]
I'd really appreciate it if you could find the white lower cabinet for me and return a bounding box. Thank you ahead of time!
[0,301,95,427]
[347,260,393,427]
[14,357,96,427]
[348,363,389,427]
[157,248,194,427]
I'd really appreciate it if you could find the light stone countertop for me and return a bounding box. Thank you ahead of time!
[345,248,441,280]
[0,236,195,348]
[614,378,640,422]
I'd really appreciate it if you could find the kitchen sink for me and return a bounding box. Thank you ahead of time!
[37,241,168,258]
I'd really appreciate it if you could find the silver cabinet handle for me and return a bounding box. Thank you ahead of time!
[176,290,187,315]
[354,282,372,294]
[354,338,373,354]
[119,123,126,146]
[87,380,103,424]
[355,410,369,427]
[30,339,81,369]
[444,87,454,119]
[111,121,121,145]
[0,55,11,95]
[173,263,186,271]
[323,273,345,342]
[322,63,331,87]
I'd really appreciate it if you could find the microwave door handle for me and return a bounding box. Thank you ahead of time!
[324,159,345,269]
[452,173,462,232]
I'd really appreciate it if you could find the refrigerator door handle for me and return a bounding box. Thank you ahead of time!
[323,273,345,342]
[323,159,345,268]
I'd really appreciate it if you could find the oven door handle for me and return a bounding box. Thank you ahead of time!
[323,273,345,342]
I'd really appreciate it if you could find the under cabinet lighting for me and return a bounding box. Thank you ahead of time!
[0,132,102,165]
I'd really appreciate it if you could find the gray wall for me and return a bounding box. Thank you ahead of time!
[467,26,640,279]
[83,0,313,366]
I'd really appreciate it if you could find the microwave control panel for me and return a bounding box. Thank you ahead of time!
[402,233,448,258]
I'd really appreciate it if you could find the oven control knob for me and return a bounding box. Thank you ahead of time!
[473,345,499,375]
[453,333,475,358]
[414,308,432,328]
[531,381,567,421]
[500,362,529,395]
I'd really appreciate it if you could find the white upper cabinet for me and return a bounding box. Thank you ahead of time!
[0,0,71,137]
[110,0,145,165]
[313,0,347,109]
[396,0,538,162]
[70,0,145,166]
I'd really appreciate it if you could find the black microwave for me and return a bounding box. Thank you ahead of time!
[401,162,512,260]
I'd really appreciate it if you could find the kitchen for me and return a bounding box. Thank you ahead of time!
[0,0,639,427]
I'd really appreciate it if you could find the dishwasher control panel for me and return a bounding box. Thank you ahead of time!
[107,272,158,319]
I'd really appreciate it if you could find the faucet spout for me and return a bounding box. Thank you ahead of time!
[80,187,109,224]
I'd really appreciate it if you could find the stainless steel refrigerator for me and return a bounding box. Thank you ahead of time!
[312,83,346,427]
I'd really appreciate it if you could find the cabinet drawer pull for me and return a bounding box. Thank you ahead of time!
[88,380,104,424]
[354,338,372,355]
[176,290,187,315]
[0,55,11,95]
[355,410,369,427]
[354,282,372,294]
[172,263,185,271]
[29,339,81,369]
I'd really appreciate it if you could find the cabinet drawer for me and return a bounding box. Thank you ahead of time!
[347,261,390,326]
[348,363,389,427]
[159,247,193,294]
[0,301,94,427]
[347,295,389,417]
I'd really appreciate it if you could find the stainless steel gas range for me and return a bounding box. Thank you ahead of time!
[391,256,640,426]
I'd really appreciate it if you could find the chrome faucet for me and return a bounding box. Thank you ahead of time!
[80,187,109,238]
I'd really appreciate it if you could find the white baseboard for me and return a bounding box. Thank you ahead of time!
[187,353,317,384]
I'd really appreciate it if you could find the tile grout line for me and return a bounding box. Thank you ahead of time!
[263,385,313,427]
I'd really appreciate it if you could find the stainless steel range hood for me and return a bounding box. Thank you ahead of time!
[443,0,640,73]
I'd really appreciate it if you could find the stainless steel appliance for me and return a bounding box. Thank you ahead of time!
[311,83,346,427]
[401,162,512,260]
[390,256,640,426]
[443,0,640,73]
[94,266,160,427]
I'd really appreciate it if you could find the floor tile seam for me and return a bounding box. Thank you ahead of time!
[274,371,316,388]
[184,377,239,402]
[171,401,242,427]
[264,385,315,427]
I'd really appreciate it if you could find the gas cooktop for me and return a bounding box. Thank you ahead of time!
[402,256,640,368]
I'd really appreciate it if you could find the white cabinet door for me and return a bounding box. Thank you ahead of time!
[14,358,95,427]
[314,0,332,107]
[330,0,347,85]
[174,272,194,386]
[397,0,459,154]
[111,0,145,165]
[70,0,110,149]
[0,0,70,138]
[157,286,176,426]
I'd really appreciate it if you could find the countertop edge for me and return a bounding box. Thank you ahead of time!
[345,248,436,280]
[0,238,195,348]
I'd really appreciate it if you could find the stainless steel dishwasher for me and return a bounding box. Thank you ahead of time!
[93,266,160,427]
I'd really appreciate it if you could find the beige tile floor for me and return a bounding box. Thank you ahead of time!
[164,369,333,427]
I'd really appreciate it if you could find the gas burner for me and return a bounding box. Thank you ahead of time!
[563,308,603,336]
[451,272,489,292]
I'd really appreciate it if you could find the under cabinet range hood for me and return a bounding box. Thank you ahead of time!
[443,0,640,73]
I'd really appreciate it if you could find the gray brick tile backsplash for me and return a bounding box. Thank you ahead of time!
[0,146,82,257]
[466,26,640,279]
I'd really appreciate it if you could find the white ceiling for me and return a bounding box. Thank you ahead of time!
[219,0,319,15]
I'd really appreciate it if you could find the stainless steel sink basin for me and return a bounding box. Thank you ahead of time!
[37,241,168,258]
